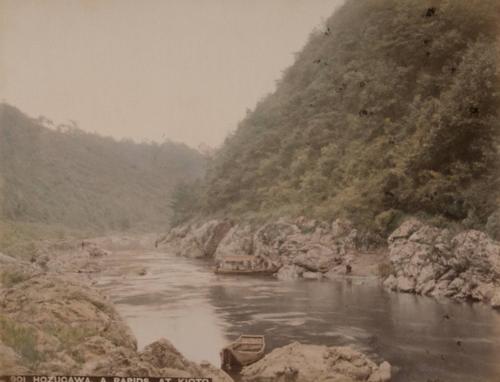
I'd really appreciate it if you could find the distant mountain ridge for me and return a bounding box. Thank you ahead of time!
[0,103,205,231]
[199,0,499,234]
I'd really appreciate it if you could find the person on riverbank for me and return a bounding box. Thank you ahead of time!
[345,253,353,275]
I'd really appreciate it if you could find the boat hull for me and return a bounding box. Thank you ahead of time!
[220,335,266,370]
[214,268,276,276]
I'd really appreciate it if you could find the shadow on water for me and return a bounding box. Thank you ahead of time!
[97,251,500,382]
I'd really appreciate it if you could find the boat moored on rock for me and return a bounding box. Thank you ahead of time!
[220,335,266,370]
[214,255,279,275]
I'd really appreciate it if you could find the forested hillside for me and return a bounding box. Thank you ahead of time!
[0,103,204,232]
[200,0,499,234]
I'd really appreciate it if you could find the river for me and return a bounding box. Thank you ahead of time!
[95,249,500,382]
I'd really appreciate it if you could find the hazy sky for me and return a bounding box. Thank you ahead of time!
[0,0,343,148]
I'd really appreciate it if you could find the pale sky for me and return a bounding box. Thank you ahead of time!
[0,0,343,148]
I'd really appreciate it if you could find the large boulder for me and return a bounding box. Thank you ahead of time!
[451,230,500,279]
[178,236,205,258]
[139,338,199,373]
[158,222,203,258]
[0,272,232,380]
[241,342,391,382]
[193,220,234,257]
[0,274,137,374]
[215,225,254,259]
[199,361,234,382]
[292,244,339,273]
[160,220,234,259]
[253,221,301,261]
[79,337,214,378]
[159,223,204,258]
[384,219,500,307]
[0,274,137,346]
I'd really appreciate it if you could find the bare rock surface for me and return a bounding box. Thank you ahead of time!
[215,224,254,259]
[199,361,234,382]
[384,219,500,308]
[158,220,233,258]
[240,342,391,382]
[275,264,305,281]
[161,217,380,278]
[0,240,232,381]
[195,220,234,257]
[292,245,338,272]
[161,215,500,311]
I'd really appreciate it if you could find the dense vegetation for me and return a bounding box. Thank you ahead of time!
[191,0,500,234]
[0,103,205,234]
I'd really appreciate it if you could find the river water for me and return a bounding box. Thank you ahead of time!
[96,250,500,382]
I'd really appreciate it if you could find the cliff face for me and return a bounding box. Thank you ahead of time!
[199,0,499,233]
[0,104,205,231]
[383,218,500,307]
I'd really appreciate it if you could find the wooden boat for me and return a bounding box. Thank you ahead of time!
[214,255,279,276]
[220,335,265,370]
[214,267,276,276]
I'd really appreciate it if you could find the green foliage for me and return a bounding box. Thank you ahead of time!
[202,0,499,232]
[486,209,500,240]
[0,220,89,259]
[168,180,205,226]
[0,315,44,366]
[45,324,97,353]
[0,269,30,287]
[375,209,404,235]
[0,104,205,232]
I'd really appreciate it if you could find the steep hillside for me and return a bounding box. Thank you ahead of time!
[202,0,500,233]
[0,103,204,232]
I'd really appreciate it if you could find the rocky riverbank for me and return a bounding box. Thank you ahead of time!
[241,342,391,382]
[157,218,383,280]
[158,217,500,309]
[0,241,231,380]
[0,236,393,381]
[382,218,500,309]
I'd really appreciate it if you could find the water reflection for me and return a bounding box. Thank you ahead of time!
[97,250,500,382]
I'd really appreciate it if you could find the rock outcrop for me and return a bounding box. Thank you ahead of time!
[0,247,232,381]
[158,220,233,258]
[383,219,500,309]
[160,217,374,279]
[240,342,391,382]
[162,216,500,309]
[82,337,230,380]
[215,224,254,259]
